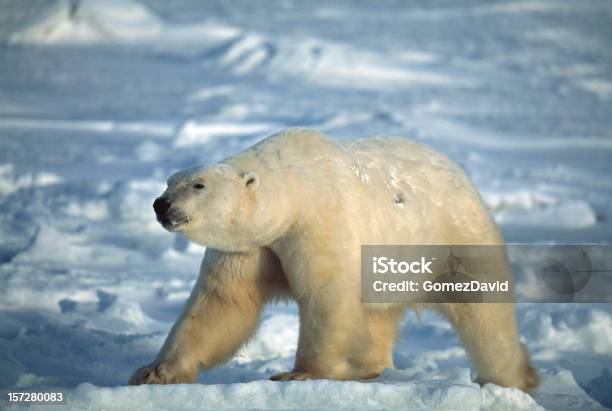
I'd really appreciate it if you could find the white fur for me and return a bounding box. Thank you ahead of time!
[129,129,538,391]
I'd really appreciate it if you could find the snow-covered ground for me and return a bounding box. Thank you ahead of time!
[1,0,611,409]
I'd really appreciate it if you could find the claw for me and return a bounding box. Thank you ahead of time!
[270,371,314,381]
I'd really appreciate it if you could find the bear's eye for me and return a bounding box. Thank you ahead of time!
[193,183,205,190]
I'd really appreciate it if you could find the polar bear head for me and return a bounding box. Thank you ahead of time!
[153,163,268,251]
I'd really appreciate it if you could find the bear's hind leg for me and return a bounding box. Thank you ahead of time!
[439,303,539,392]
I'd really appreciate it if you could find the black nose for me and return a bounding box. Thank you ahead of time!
[153,197,171,216]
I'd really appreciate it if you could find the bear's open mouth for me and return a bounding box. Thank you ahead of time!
[171,218,190,227]
[159,217,191,231]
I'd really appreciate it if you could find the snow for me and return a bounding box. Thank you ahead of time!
[174,121,278,147]
[1,0,612,410]
[0,164,63,196]
[494,199,597,229]
[9,0,239,47]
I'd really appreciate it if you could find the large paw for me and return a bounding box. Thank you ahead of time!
[128,362,196,385]
[269,371,316,381]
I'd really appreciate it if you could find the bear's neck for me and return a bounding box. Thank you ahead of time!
[225,141,344,248]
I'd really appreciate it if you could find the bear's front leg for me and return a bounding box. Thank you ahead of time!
[129,357,197,385]
[130,248,283,385]
[269,266,378,381]
[270,294,373,381]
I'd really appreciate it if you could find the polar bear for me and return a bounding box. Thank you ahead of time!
[129,128,538,391]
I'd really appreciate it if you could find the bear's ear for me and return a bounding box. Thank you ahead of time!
[241,171,259,189]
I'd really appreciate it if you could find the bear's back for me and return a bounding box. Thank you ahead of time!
[336,137,500,245]
[337,136,471,199]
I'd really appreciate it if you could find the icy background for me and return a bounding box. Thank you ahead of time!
[0,0,611,410]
